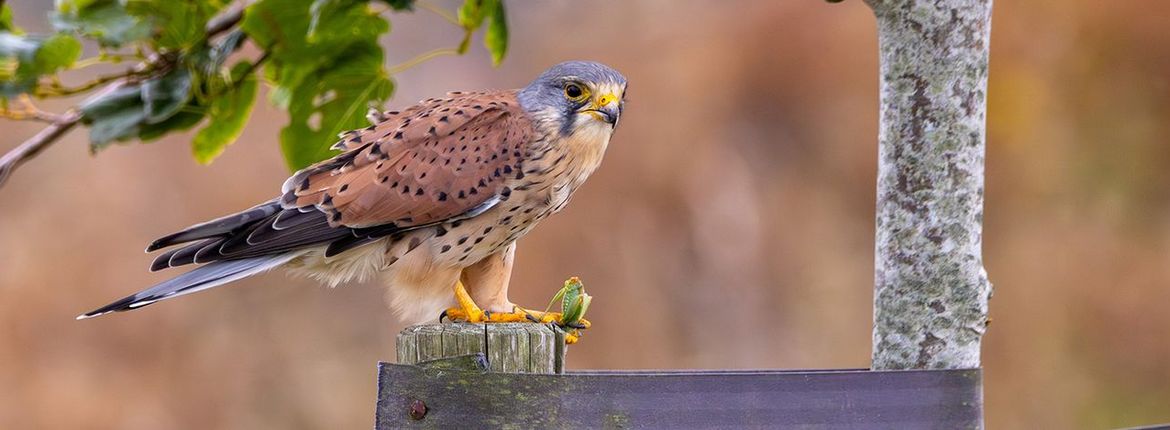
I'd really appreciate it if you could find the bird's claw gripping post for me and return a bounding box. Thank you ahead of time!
[439,277,593,344]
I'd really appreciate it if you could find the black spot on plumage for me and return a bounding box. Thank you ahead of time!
[457,237,468,245]
[455,109,464,115]
[402,185,410,194]
[419,172,427,179]
[380,176,390,183]
[415,188,424,196]
[439,116,449,123]
[515,170,525,180]
[441,245,451,253]
[503,165,513,174]
[469,187,479,195]
[408,237,422,252]
[438,192,448,201]
[500,187,512,198]
[392,181,399,188]
[493,168,501,178]
[331,211,343,222]
[388,111,399,115]
[483,227,493,234]
[428,126,437,135]
[478,179,487,188]
[436,226,448,236]
[451,220,463,228]
[473,105,483,110]
[338,184,349,193]
[458,190,466,199]
[474,237,484,244]
[394,131,403,139]
[321,194,334,206]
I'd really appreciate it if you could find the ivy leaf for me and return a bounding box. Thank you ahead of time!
[483,0,507,66]
[52,0,152,48]
[192,62,257,164]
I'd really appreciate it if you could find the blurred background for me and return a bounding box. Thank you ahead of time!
[2,1,1169,428]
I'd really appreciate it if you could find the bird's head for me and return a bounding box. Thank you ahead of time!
[518,61,627,137]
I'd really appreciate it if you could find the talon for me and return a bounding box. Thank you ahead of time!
[439,309,449,323]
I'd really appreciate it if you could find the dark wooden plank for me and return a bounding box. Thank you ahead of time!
[375,358,983,429]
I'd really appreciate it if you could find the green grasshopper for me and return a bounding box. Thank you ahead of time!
[542,277,592,342]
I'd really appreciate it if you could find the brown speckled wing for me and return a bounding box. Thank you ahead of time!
[281,90,533,231]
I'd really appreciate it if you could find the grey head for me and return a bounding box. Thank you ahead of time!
[518,61,628,134]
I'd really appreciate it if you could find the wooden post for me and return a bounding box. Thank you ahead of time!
[865,0,994,370]
[396,323,566,374]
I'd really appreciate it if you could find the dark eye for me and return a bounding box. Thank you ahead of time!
[564,83,584,100]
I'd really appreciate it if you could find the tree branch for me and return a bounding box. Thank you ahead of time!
[0,3,246,189]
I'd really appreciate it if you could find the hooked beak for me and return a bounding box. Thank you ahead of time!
[585,92,621,125]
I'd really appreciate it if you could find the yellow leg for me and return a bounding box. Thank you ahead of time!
[442,281,485,322]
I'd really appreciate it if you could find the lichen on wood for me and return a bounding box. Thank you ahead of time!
[864,0,994,369]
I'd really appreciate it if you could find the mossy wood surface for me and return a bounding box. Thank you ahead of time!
[375,357,983,429]
[396,323,565,374]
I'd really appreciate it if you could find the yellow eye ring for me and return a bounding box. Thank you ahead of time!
[564,83,589,102]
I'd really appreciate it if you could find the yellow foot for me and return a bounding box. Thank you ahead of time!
[439,281,590,344]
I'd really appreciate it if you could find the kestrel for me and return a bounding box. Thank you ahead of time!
[79,61,627,333]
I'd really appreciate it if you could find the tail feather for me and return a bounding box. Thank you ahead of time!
[78,254,297,320]
[146,200,282,252]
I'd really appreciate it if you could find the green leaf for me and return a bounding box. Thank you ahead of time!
[1,4,19,33]
[125,0,228,50]
[377,0,416,11]
[79,83,148,149]
[138,109,204,142]
[192,62,257,164]
[0,33,82,97]
[34,34,83,72]
[280,53,392,169]
[79,67,195,149]
[141,68,193,123]
[457,0,488,30]
[243,0,394,170]
[52,0,152,48]
[483,0,507,66]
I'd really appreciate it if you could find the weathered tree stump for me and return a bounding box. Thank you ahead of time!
[396,323,566,374]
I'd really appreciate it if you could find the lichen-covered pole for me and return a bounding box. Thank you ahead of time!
[865,0,994,369]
